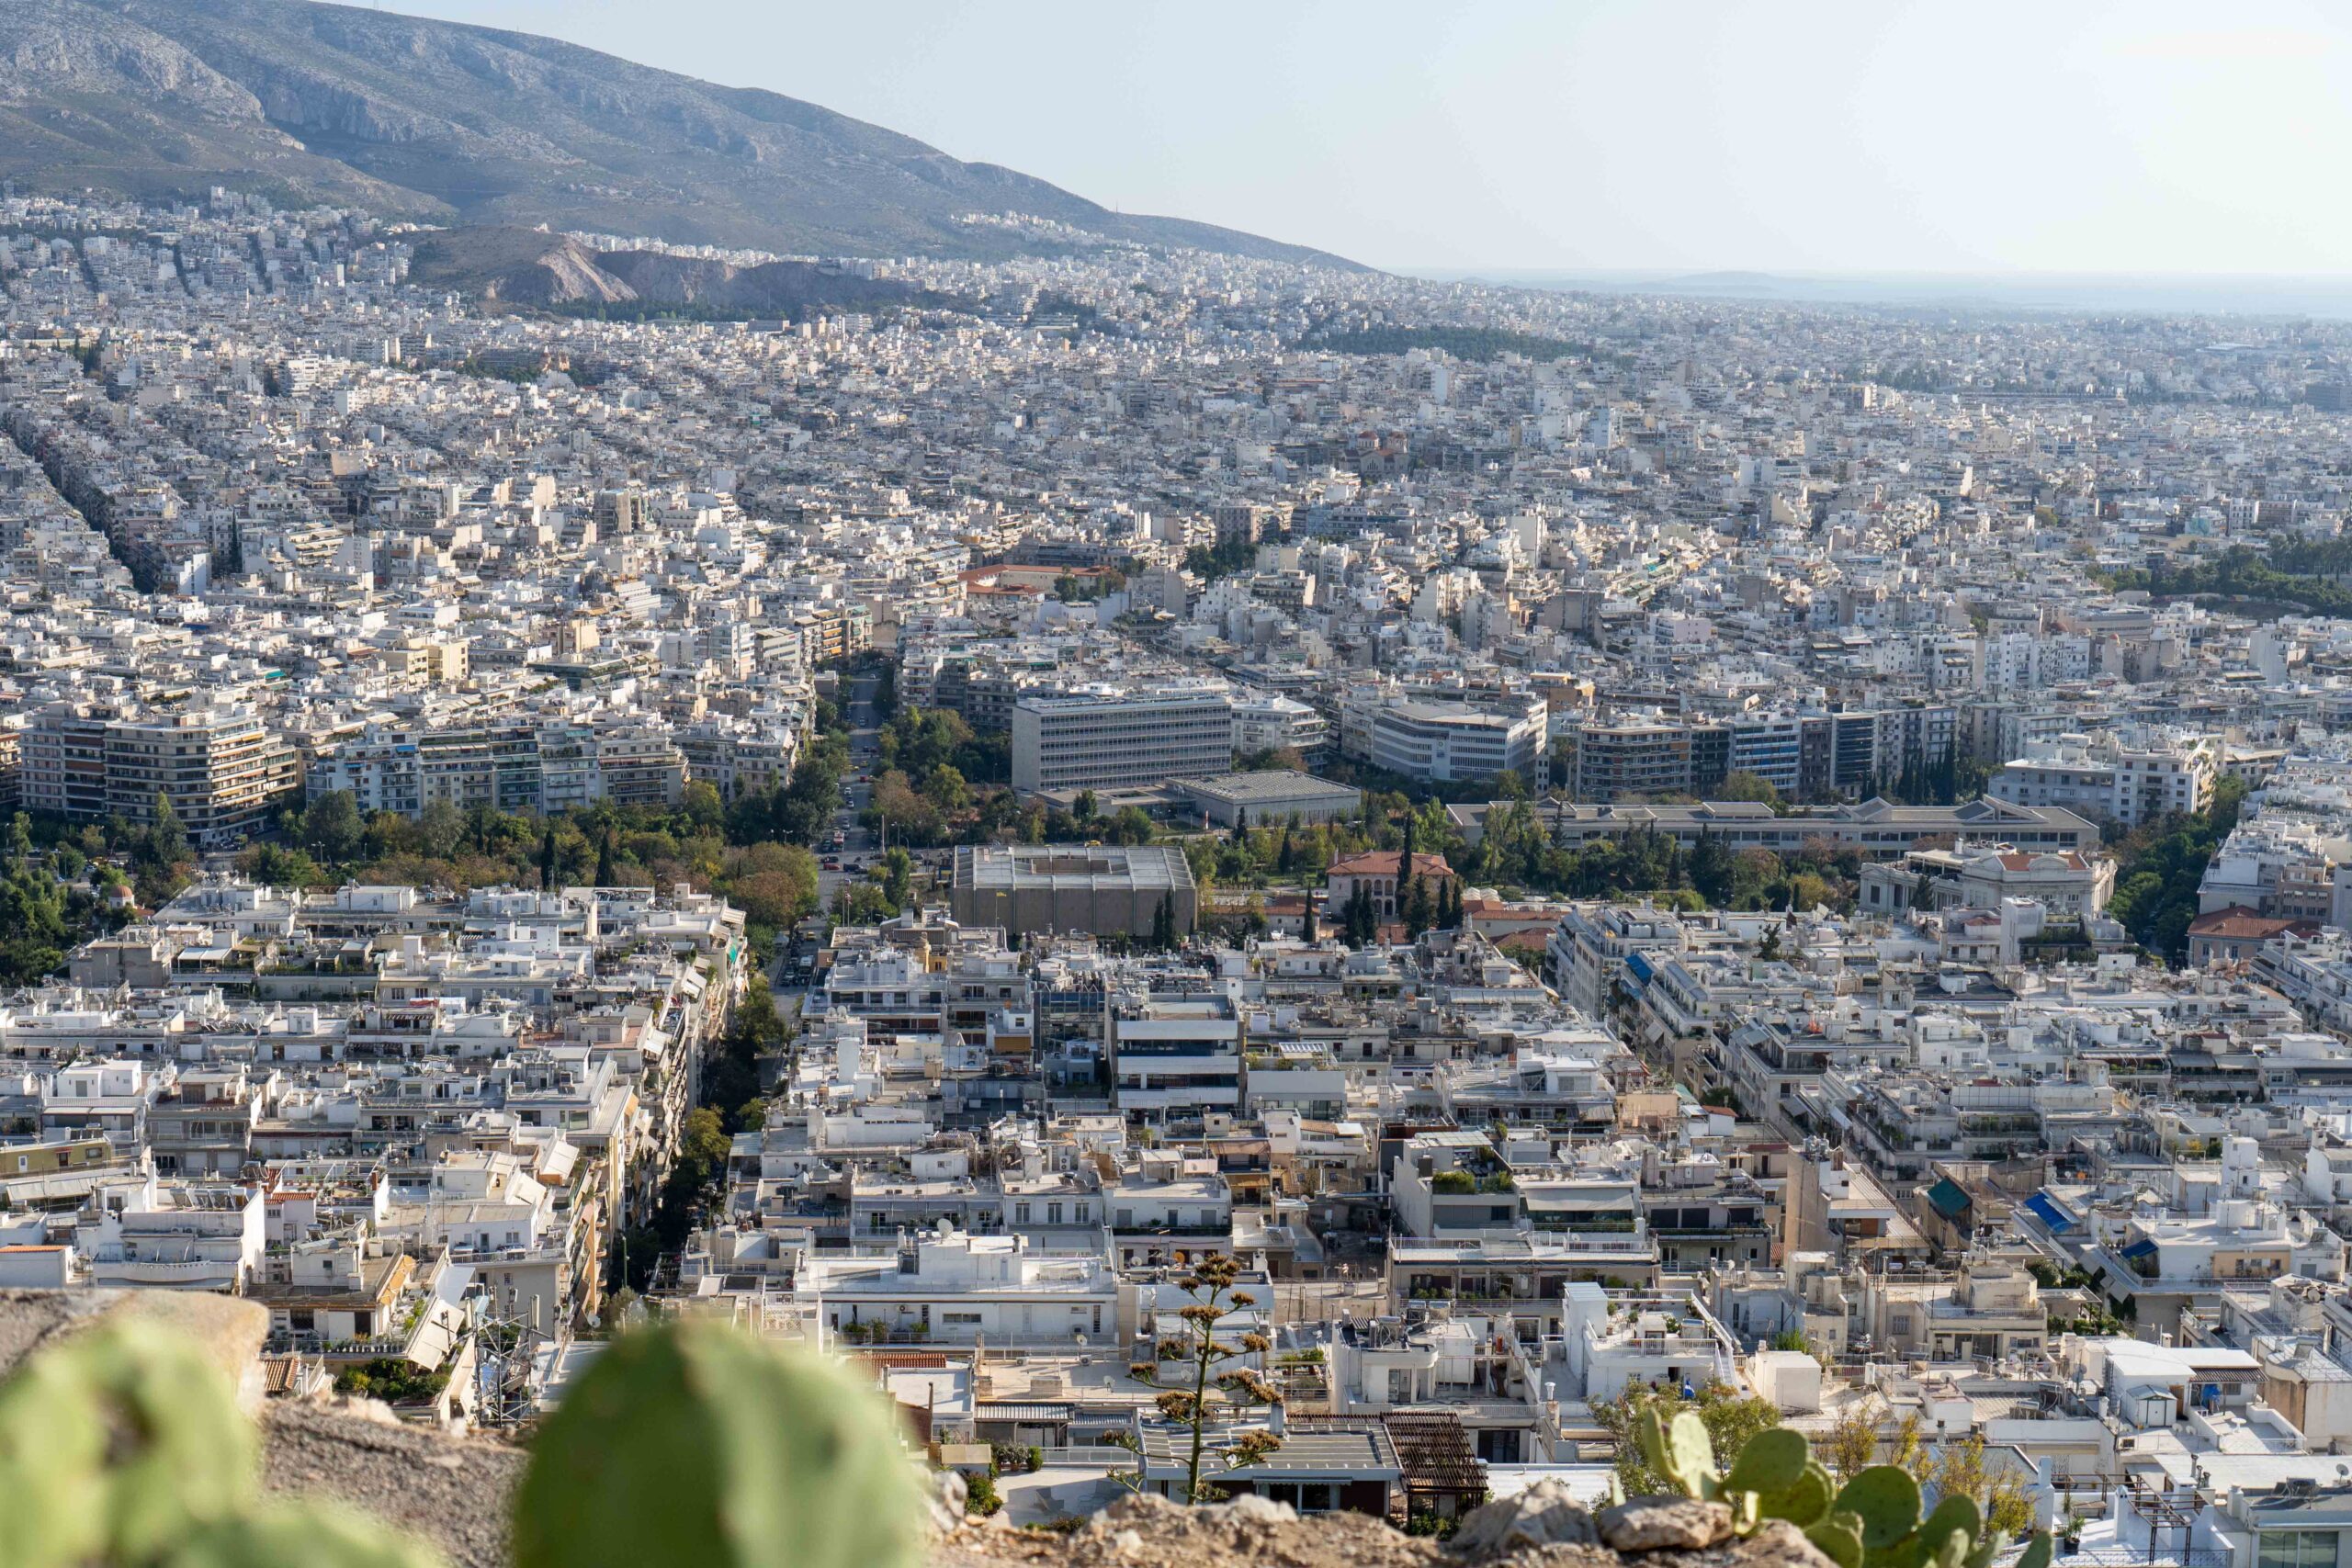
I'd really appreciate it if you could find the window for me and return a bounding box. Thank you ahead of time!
[2261,1533,2339,1568]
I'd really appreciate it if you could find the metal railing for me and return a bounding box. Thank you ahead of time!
[2053,1550,2226,1568]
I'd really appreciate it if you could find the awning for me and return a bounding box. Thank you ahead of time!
[2022,1191,2075,1233]
[1925,1178,1972,1222]
[974,1403,1072,1424]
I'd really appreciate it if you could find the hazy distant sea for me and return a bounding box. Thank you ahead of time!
[1413,269,2352,321]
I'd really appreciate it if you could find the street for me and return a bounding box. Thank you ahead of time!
[813,667,885,917]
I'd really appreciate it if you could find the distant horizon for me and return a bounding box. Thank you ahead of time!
[1396,267,2352,321]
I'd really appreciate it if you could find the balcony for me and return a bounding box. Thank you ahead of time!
[87,1256,243,1287]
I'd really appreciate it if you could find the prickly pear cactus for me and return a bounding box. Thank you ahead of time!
[0,1325,111,1566]
[1807,1510,1867,1568]
[1623,1411,2054,1568]
[71,1322,261,1561]
[514,1319,926,1568]
[1836,1464,1924,1552]
[0,1320,260,1565]
[1635,1406,1724,1499]
[0,1317,445,1568]
[164,1502,448,1568]
[1723,1427,1807,1495]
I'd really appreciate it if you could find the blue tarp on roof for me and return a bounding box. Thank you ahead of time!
[2022,1191,2075,1233]
[2120,1237,2158,1260]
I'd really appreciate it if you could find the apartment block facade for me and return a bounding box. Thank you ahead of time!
[309,721,688,818]
[21,700,298,847]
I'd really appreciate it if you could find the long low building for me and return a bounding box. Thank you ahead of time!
[1023,769,1363,829]
[1172,770,1362,828]
[950,844,1197,939]
[1446,794,2098,858]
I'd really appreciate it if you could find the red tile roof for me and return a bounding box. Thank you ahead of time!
[2188,907,2310,942]
[1328,851,1454,878]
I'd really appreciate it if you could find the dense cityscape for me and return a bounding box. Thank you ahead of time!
[11,169,2352,1562]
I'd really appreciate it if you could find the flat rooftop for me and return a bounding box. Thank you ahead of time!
[1173,770,1361,804]
[955,843,1196,893]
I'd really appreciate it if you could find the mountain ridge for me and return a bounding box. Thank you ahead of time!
[0,0,1363,269]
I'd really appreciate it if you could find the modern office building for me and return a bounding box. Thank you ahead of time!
[1010,684,1234,796]
[1569,706,1960,802]
[1109,993,1243,1125]
[1338,686,1546,784]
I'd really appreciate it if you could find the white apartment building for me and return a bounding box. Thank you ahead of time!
[22,699,298,847]
[1339,685,1546,784]
[797,1227,1123,1346]
[1231,691,1329,760]
[1011,684,1234,796]
[310,719,688,818]
[1990,730,2218,829]
[1109,994,1243,1125]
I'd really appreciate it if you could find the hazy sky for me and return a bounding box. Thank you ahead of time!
[386,0,2351,277]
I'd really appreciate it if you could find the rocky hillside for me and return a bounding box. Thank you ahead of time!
[404,229,639,308]
[404,226,966,317]
[0,0,1361,268]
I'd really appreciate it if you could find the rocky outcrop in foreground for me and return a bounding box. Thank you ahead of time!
[0,1290,1825,1568]
[938,1487,1834,1568]
[0,1290,526,1568]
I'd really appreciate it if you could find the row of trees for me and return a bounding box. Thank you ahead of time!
[727,728,851,848]
[1468,797,1860,911]
[1180,533,1262,583]
[2099,544,2352,619]
[2108,774,2250,962]
[0,807,131,985]
[615,978,792,1292]
[246,779,824,944]
[28,793,198,910]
